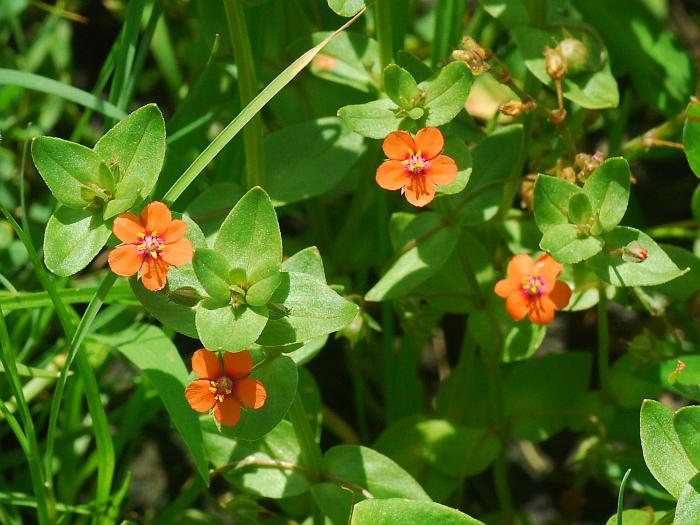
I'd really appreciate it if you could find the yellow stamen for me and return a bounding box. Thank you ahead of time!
[151,251,158,259]
[210,380,217,386]
[401,159,410,165]
[407,148,414,155]
[416,149,422,157]
[136,232,145,238]
[151,230,158,237]
[208,387,217,393]
[224,387,232,395]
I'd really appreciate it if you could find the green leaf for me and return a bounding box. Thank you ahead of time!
[420,61,472,127]
[223,420,309,498]
[32,137,114,209]
[435,137,472,195]
[540,223,603,264]
[675,406,700,472]
[215,187,282,284]
[265,117,366,206]
[351,499,485,525]
[246,272,282,307]
[588,226,687,287]
[502,323,546,362]
[195,300,269,352]
[102,175,141,220]
[366,213,458,301]
[210,353,298,441]
[640,399,698,499]
[533,175,580,232]
[581,157,630,232]
[479,0,529,27]
[384,65,421,110]
[43,207,111,276]
[567,192,593,226]
[396,50,433,84]
[257,272,358,346]
[605,510,667,525]
[94,104,166,199]
[281,246,326,282]
[311,482,354,525]
[116,325,209,483]
[684,102,700,178]
[327,0,365,17]
[504,353,592,441]
[676,474,700,525]
[192,248,232,303]
[322,445,431,501]
[338,98,402,139]
[513,26,619,109]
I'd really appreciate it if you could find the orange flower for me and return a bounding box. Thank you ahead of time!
[185,349,267,427]
[375,128,458,207]
[108,201,193,291]
[494,253,572,325]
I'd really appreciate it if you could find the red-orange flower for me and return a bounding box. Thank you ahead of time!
[494,253,572,325]
[185,349,267,427]
[108,201,193,291]
[375,128,458,207]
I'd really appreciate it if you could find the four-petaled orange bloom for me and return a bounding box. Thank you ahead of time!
[494,253,572,325]
[108,201,193,291]
[375,128,458,207]
[185,349,267,427]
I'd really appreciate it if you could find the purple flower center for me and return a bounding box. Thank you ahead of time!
[521,274,545,297]
[137,231,165,259]
[209,376,234,403]
[402,149,429,175]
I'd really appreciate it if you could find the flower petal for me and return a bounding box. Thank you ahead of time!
[507,254,534,280]
[427,155,458,186]
[382,130,415,160]
[140,256,169,291]
[534,253,563,284]
[108,245,143,276]
[140,201,172,235]
[214,396,241,427]
[548,280,572,309]
[415,127,444,160]
[404,175,435,207]
[505,292,530,321]
[161,237,193,266]
[112,213,144,244]
[376,160,409,190]
[192,348,223,379]
[223,350,254,379]
[233,378,267,409]
[163,219,188,243]
[185,380,216,412]
[528,296,556,325]
[494,278,518,298]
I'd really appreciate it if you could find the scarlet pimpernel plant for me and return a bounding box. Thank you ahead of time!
[4,1,700,524]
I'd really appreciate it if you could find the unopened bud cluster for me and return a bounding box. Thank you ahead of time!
[452,37,491,75]
[499,100,537,118]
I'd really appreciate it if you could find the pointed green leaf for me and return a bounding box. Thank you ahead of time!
[195,300,269,352]
[43,206,111,276]
[282,246,326,282]
[676,473,700,525]
[257,272,358,346]
[351,499,485,525]
[540,223,603,264]
[327,0,366,17]
[640,399,698,499]
[193,248,232,303]
[246,272,282,307]
[94,104,166,198]
[338,98,402,139]
[567,192,593,226]
[215,187,282,284]
[588,226,686,286]
[684,102,700,178]
[311,482,354,525]
[675,406,700,472]
[420,61,472,127]
[384,65,421,110]
[533,175,580,232]
[32,137,114,209]
[581,157,630,232]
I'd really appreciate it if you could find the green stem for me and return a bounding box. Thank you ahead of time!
[0,307,52,525]
[374,0,394,71]
[223,0,265,188]
[288,394,323,481]
[597,283,610,394]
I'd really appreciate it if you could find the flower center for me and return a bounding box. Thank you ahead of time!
[521,273,545,297]
[136,230,166,259]
[402,148,429,175]
[208,376,233,403]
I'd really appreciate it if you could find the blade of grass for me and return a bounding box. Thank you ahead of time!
[151,16,184,97]
[123,1,162,109]
[0,286,135,312]
[0,307,52,524]
[161,7,366,205]
[0,69,126,120]
[430,0,465,67]
[617,468,632,525]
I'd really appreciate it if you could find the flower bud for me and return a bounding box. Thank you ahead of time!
[574,151,605,182]
[499,100,536,118]
[545,46,566,80]
[622,241,648,263]
[167,286,203,307]
[557,38,590,75]
[452,37,491,75]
